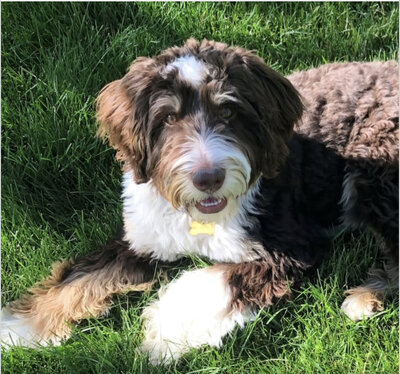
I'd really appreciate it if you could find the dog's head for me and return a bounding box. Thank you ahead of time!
[97,38,303,223]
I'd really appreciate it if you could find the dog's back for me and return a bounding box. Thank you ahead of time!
[289,61,399,164]
[288,61,398,321]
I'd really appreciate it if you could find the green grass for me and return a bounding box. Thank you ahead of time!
[1,2,398,373]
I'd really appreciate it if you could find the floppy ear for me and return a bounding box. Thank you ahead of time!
[242,53,304,178]
[96,58,155,183]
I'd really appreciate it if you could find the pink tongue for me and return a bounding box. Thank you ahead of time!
[195,197,227,214]
[202,198,219,204]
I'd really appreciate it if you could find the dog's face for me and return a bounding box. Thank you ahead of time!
[97,39,303,222]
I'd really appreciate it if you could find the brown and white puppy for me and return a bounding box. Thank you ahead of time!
[2,39,398,364]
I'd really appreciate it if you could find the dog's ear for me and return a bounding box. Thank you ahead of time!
[241,53,304,178]
[96,58,155,183]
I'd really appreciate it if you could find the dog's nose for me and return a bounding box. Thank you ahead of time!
[192,167,226,192]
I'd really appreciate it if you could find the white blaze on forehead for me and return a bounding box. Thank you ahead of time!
[165,55,208,87]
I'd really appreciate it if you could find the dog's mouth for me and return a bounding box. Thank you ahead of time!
[195,197,227,214]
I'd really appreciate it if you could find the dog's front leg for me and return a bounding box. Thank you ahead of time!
[1,232,160,348]
[141,253,307,364]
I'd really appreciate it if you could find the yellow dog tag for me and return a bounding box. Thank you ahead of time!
[189,221,215,236]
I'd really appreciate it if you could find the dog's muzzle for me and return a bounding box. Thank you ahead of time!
[192,167,227,214]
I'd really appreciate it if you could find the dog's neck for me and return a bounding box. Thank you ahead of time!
[121,171,262,263]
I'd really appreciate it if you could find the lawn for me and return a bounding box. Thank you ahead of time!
[1,2,399,373]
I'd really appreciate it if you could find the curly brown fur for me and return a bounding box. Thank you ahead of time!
[222,252,309,311]
[8,233,158,342]
[288,61,398,163]
[288,61,399,319]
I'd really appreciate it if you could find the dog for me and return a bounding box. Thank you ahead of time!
[2,39,398,364]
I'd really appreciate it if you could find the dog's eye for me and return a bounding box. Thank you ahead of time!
[165,114,177,125]
[218,107,235,120]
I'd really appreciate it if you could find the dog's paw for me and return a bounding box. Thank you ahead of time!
[341,287,383,322]
[141,301,189,365]
[1,307,53,349]
[140,266,251,365]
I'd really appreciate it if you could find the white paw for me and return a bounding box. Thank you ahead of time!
[1,307,56,349]
[140,267,252,365]
[341,289,383,322]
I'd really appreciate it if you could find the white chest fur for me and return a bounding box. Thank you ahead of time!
[122,172,260,263]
